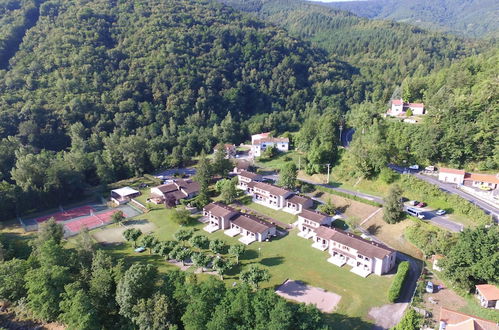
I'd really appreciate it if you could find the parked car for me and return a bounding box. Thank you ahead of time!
[406,208,425,219]
[417,202,427,208]
[436,209,446,216]
[426,281,434,293]
[409,165,420,170]
[134,247,146,253]
[409,200,418,206]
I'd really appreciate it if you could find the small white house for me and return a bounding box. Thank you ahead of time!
[251,137,289,157]
[388,99,425,116]
[111,187,141,205]
[438,168,466,184]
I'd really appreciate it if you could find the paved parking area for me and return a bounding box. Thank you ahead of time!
[276,280,341,313]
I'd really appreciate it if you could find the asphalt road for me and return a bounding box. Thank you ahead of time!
[388,164,499,222]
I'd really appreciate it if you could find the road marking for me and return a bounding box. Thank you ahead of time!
[360,208,383,226]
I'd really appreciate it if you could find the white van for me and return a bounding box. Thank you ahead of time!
[407,207,425,219]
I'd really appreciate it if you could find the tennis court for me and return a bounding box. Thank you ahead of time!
[35,205,95,223]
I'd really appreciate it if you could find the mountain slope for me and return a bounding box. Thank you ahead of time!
[221,0,482,101]
[322,0,499,38]
[0,0,362,219]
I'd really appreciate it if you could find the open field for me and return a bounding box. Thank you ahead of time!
[92,220,157,243]
[92,204,394,329]
[360,214,424,259]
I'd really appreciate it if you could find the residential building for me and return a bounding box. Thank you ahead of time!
[202,202,239,233]
[110,187,140,205]
[214,144,236,158]
[251,132,271,145]
[476,284,499,309]
[251,181,293,210]
[387,99,425,116]
[438,168,466,184]
[149,179,200,204]
[312,226,396,277]
[225,213,276,245]
[251,137,289,157]
[464,173,499,191]
[438,307,498,330]
[237,170,262,190]
[438,168,499,192]
[283,195,314,215]
[297,209,333,239]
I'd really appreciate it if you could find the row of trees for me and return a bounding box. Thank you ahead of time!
[0,219,325,329]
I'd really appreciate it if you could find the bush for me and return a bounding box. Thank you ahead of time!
[379,167,399,184]
[388,261,410,302]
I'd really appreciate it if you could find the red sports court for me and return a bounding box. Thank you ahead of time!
[35,205,95,223]
[64,209,127,233]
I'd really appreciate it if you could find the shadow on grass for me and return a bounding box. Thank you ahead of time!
[241,249,258,260]
[336,204,350,214]
[260,256,284,267]
[323,313,373,330]
[367,224,381,235]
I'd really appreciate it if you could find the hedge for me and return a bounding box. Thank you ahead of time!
[314,185,383,207]
[388,261,410,302]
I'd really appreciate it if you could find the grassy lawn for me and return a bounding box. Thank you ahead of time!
[91,203,393,329]
[241,201,297,224]
[255,151,302,171]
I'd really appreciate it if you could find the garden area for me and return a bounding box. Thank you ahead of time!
[90,202,395,329]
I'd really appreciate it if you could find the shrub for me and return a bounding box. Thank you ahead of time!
[388,261,410,302]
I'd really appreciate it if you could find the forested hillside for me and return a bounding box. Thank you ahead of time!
[343,48,499,179]
[221,0,482,101]
[0,0,361,220]
[0,0,40,68]
[324,0,499,38]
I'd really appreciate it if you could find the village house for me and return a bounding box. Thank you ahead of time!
[438,307,498,330]
[149,179,200,204]
[312,226,396,277]
[224,213,276,245]
[387,99,425,116]
[251,137,289,157]
[202,202,239,233]
[251,132,271,145]
[236,170,262,190]
[214,144,236,158]
[296,209,333,239]
[283,194,314,215]
[475,284,499,309]
[251,181,293,210]
[110,187,141,205]
[438,168,499,193]
[438,168,466,184]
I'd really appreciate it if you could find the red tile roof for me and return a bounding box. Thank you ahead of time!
[239,170,261,180]
[254,137,289,144]
[392,99,404,105]
[408,103,424,108]
[439,307,498,330]
[329,228,395,259]
[286,194,312,206]
[231,214,274,234]
[440,167,466,175]
[464,173,499,185]
[476,284,499,301]
[203,202,238,219]
[298,209,329,224]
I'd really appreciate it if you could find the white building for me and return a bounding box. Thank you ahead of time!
[251,137,289,157]
[296,209,333,239]
[438,168,466,184]
[387,99,425,116]
[251,181,293,210]
[312,226,397,277]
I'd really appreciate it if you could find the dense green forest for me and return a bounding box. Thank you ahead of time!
[342,49,499,178]
[0,0,40,68]
[0,222,326,329]
[220,0,484,102]
[323,0,499,38]
[0,0,361,220]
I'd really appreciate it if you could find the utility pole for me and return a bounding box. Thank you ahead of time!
[326,163,331,184]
